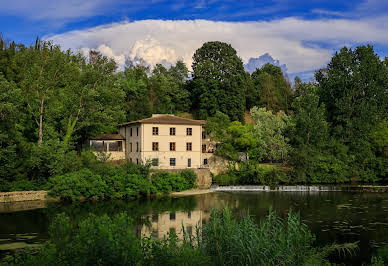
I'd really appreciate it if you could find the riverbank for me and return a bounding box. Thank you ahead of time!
[170,188,215,196]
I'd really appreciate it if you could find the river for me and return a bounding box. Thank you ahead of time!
[1,191,388,265]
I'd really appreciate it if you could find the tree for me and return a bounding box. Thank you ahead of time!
[117,64,152,121]
[250,107,291,163]
[149,62,190,114]
[215,121,256,163]
[316,45,388,180]
[251,64,292,113]
[191,41,247,121]
[15,41,71,144]
[289,84,350,183]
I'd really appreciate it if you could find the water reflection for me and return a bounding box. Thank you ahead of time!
[1,191,388,265]
[139,209,209,239]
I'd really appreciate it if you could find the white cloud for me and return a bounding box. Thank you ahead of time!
[46,18,388,74]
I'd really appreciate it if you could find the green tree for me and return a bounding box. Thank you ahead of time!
[250,107,291,163]
[117,64,152,121]
[289,84,350,183]
[251,64,292,113]
[316,45,388,181]
[215,121,256,163]
[149,62,190,114]
[191,41,247,121]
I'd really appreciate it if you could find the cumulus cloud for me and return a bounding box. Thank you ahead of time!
[46,18,388,74]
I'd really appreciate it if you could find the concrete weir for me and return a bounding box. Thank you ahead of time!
[211,185,388,192]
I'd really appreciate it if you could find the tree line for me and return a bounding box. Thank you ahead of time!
[0,37,387,190]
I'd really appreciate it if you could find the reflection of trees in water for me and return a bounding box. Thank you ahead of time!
[1,192,388,264]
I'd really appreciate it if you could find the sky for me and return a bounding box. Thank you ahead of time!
[2,0,388,80]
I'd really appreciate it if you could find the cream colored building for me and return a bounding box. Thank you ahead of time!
[118,114,207,169]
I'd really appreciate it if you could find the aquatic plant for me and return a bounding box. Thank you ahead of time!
[1,206,356,265]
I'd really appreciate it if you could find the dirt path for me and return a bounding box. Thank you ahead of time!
[170,189,215,197]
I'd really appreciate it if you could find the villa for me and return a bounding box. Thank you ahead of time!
[90,114,214,170]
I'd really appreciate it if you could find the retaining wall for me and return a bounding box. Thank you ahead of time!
[0,191,48,203]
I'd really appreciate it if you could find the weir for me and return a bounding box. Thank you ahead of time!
[210,185,388,192]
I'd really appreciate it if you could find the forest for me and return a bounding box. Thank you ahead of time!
[0,37,387,192]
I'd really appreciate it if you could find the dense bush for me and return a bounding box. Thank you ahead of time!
[179,170,197,187]
[151,172,191,193]
[48,162,197,201]
[2,206,355,265]
[213,164,290,186]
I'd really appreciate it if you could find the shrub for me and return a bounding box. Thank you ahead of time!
[49,169,107,201]
[213,172,238,185]
[214,164,290,186]
[151,172,191,193]
[180,170,197,187]
[3,207,356,266]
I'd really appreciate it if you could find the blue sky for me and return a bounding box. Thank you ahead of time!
[2,0,388,79]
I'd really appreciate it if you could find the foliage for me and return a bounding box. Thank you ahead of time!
[250,63,292,112]
[3,206,356,266]
[48,161,195,201]
[179,169,197,187]
[316,45,388,182]
[151,172,191,193]
[214,164,289,185]
[1,35,388,191]
[250,106,292,163]
[191,41,247,121]
[288,85,351,183]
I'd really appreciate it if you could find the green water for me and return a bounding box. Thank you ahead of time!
[1,191,388,265]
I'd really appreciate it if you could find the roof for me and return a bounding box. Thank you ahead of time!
[118,114,207,126]
[91,134,125,140]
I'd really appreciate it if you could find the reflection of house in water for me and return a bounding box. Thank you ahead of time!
[140,210,210,240]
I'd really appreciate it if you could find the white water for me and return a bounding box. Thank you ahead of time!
[211,185,344,192]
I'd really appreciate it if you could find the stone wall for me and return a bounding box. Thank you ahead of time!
[0,191,48,203]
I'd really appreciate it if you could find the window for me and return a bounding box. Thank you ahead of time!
[186,128,192,136]
[130,142,132,152]
[152,142,159,151]
[152,127,159,135]
[152,230,158,239]
[152,214,158,222]
[152,158,159,166]
[130,128,133,136]
[170,158,176,166]
[202,144,206,153]
[170,127,176,136]
[186,142,192,151]
[130,158,132,163]
[202,131,206,139]
[187,211,191,218]
[170,212,176,220]
[136,158,139,165]
[136,127,139,136]
[136,142,139,152]
[170,142,176,151]
[91,140,103,151]
[204,158,208,165]
[108,141,122,151]
[188,158,191,167]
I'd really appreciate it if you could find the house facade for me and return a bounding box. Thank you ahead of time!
[117,114,207,169]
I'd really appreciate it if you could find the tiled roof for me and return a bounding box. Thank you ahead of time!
[118,114,206,126]
[91,134,125,140]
